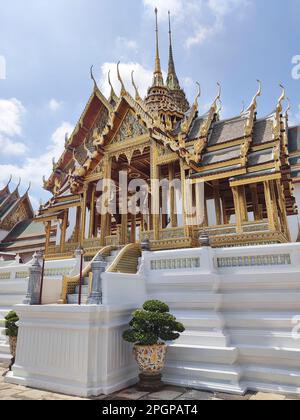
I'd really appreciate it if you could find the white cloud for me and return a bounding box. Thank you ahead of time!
[0,135,28,156]
[143,0,252,48]
[115,37,138,53]
[0,98,25,137]
[0,98,27,156]
[99,62,162,99]
[49,99,63,112]
[0,121,74,189]
[143,0,184,19]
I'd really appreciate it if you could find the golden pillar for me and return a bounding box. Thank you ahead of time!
[239,186,248,222]
[80,188,87,245]
[60,209,68,253]
[75,206,82,243]
[100,156,112,246]
[168,163,178,228]
[44,221,51,255]
[275,179,291,241]
[250,184,261,220]
[232,186,242,234]
[264,181,275,231]
[213,181,222,225]
[151,141,160,240]
[89,184,96,239]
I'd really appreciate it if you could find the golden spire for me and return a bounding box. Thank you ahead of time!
[166,11,180,90]
[152,8,164,87]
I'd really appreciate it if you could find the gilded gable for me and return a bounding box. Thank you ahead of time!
[111,110,148,145]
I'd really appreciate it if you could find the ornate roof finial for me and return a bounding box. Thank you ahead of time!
[131,70,142,101]
[25,182,31,194]
[217,98,223,114]
[194,82,201,108]
[166,11,180,90]
[212,82,221,110]
[108,70,118,101]
[90,65,98,91]
[152,8,164,87]
[285,97,291,119]
[240,101,245,115]
[245,79,262,113]
[16,177,21,191]
[277,84,286,114]
[6,174,12,189]
[117,61,127,96]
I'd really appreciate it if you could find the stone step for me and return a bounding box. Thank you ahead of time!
[164,360,245,395]
[176,330,230,347]
[168,344,238,365]
[67,294,89,305]
[0,342,9,354]
[0,352,11,367]
[75,285,89,295]
[0,294,25,306]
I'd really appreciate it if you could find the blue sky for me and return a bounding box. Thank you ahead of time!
[0,0,299,208]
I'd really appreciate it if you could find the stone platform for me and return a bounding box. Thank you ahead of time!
[0,367,297,401]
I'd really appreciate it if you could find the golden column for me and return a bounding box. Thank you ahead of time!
[212,181,222,225]
[100,156,112,246]
[250,184,261,221]
[75,206,82,243]
[151,141,160,240]
[263,180,275,231]
[80,187,88,245]
[232,186,242,234]
[44,221,52,255]
[60,209,68,253]
[89,184,96,239]
[168,163,178,227]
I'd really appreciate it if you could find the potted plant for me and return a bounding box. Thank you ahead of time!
[4,311,19,369]
[123,300,185,391]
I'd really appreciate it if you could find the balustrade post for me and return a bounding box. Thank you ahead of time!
[87,254,107,305]
[23,253,42,305]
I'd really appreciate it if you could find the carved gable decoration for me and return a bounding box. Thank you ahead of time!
[86,108,109,152]
[111,110,148,145]
[1,202,29,231]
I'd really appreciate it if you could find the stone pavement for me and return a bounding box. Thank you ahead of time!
[1,366,299,401]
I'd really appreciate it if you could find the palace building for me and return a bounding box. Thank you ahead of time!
[0,178,55,262]
[36,9,298,266]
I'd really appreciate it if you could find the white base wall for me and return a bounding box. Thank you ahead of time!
[143,244,300,395]
[6,305,139,397]
[5,243,300,396]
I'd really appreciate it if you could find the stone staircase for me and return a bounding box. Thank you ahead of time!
[0,278,27,366]
[66,249,120,304]
[145,254,300,395]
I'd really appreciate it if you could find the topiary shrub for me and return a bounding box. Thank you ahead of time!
[5,311,19,338]
[123,300,185,346]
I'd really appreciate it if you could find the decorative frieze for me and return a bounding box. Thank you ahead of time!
[217,254,291,268]
[15,271,29,279]
[150,257,200,271]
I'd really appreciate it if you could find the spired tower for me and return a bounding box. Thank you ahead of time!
[145,9,189,125]
[166,11,189,113]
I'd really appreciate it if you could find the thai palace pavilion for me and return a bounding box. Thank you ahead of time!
[32,9,300,270]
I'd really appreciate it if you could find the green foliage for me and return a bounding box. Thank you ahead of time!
[123,300,185,346]
[4,311,19,338]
